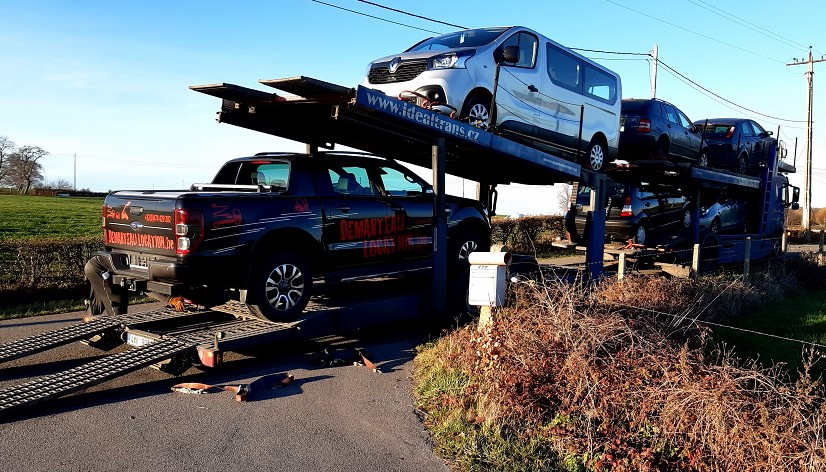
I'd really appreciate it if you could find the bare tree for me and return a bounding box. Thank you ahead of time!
[556,183,574,214]
[0,136,16,186]
[6,145,47,194]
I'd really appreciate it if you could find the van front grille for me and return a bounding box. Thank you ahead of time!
[368,61,428,84]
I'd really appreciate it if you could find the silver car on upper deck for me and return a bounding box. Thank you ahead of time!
[361,26,622,171]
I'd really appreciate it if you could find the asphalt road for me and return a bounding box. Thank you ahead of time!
[0,304,450,472]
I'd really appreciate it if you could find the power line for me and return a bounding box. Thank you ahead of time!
[684,0,822,56]
[307,0,440,34]
[657,58,808,123]
[356,0,465,29]
[601,0,785,64]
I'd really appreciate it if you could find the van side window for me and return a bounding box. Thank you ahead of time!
[546,43,581,92]
[583,63,617,105]
[501,32,538,68]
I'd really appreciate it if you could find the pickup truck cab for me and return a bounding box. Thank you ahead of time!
[98,152,490,320]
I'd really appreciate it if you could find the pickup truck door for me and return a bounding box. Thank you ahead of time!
[323,166,393,268]
[376,165,434,262]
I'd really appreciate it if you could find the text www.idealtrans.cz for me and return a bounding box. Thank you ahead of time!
[365,91,481,142]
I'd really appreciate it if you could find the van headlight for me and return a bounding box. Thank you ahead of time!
[430,51,475,70]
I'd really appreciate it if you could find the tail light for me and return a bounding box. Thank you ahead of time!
[101,205,108,243]
[620,196,633,217]
[724,126,735,139]
[635,118,651,133]
[174,209,204,256]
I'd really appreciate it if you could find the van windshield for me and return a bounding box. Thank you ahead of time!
[407,27,509,52]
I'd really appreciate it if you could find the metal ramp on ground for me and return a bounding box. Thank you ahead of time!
[0,308,205,365]
[0,306,298,416]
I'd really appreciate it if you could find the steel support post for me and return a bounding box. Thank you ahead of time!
[584,172,606,280]
[432,139,447,317]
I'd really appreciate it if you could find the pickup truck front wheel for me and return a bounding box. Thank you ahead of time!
[249,251,312,321]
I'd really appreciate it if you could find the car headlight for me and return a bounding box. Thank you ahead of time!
[430,51,475,70]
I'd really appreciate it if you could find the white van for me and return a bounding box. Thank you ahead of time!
[361,26,622,171]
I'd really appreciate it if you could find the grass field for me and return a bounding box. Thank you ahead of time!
[715,286,826,377]
[0,194,103,240]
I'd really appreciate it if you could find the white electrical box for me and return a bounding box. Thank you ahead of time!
[467,252,511,307]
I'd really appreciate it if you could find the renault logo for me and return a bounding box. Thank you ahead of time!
[388,57,401,74]
[130,221,144,231]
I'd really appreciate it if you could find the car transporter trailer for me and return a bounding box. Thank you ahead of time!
[0,76,789,417]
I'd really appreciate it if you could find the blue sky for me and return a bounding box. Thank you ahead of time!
[1,0,823,215]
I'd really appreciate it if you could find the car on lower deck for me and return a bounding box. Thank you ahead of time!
[568,181,693,246]
[699,193,749,234]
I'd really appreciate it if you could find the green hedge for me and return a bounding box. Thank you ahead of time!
[0,237,102,305]
[490,215,565,254]
[0,215,565,306]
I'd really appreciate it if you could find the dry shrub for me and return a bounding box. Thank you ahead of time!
[418,278,826,471]
[491,216,565,254]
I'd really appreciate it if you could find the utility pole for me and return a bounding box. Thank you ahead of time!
[787,47,826,231]
[73,154,77,191]
[650,43,658,99]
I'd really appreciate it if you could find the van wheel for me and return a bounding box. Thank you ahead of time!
[248,250,312,321]
[461,93,491,128]
[584,138,607,171]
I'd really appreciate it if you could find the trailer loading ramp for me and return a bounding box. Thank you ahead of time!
[190,77,589,187]
[0,279,425,416]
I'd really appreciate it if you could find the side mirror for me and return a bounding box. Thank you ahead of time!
[767,130,774,136]
[791,202,800,210]
[494,45,520,65]
[792,186,800,203]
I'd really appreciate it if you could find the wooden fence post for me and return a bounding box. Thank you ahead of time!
[618,252,626,280]
[691,243,700,278]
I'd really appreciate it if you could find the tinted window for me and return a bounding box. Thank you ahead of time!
[546,43,581,92]
[327,165,377,196]
[750,121,766,136]
[501,32,537,68]
[583,64,617,104]
[677,110,693,129]
[621,101,647,113]
[213,160,291,186]
[740,121,754,137]
[408,27,508,51]
[379,166,427,196]
[699,123,734,137]
[662,104,680,125]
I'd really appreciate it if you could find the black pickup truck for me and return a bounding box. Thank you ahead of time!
[97,151,490,320]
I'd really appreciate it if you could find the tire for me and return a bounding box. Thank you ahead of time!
[698,150,709,167]
[461,93,492,128]
[248,250,312,321]
[710,219,720,234]
[584,138,607,171]
[657,138,670,160]
[682,207,693,229]
[452,228,490,267]
[737,154,748,174]
[633,223,647,245]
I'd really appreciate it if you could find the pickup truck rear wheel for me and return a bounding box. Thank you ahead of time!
[248,251,312,321]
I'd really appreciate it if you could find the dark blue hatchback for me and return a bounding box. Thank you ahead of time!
[618,98,708,166]
[693,118,775,175]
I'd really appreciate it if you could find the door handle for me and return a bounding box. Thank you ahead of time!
[336,205,351,212]
[527,84,538,93]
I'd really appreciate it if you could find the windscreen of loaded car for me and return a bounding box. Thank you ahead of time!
[406,27,508,52]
